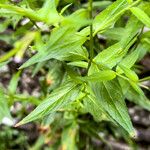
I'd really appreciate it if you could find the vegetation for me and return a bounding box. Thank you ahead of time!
[0,0,150,149]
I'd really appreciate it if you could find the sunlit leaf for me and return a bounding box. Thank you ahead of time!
[130,7,150,28]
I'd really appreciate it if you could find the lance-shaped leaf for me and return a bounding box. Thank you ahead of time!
[0,88,12,123]
[68,61,88,69]
[0,32,36,63]
[93,43,124,68]
[130,7,150,28]
[119,78,150,111]
[16,81,81,126]
[79,70,116,82]
[20,26,87,69]
[102,27,125,41]
[0,0,61,25]
[62,9,89,31]
[93,0,128,34]
[116,44,142,74]
[127,87,150,111]
[120,15,143,47]
[83,95,111,122]
[90,79,135,136]
[37,0,60,24]
[118,65,139,82]
[93,15,142,69]
[8,70,21,95]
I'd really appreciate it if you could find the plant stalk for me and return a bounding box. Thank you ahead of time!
[87,0,94,72]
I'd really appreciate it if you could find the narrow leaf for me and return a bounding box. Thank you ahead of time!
[16,81,80,126]
[79,70,116,82]
[0,87,12,123]
[130,7,150,28]
[90,79,135,136]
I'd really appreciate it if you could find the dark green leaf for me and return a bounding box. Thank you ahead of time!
[90,79,135,136]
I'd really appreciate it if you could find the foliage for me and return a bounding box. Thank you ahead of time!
[0,0,150,149]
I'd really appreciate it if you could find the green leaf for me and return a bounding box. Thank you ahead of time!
[119,78,150,111]
[93,0,128,34]
[0,32,35,63]
[116,44,142,73]
[61,121,78,150]
[0,0,61,25]
[79,70,116,82]
[83,1,112,9]
[83,95,110,122]
[127,87,150,111]
[8,70,21,95]
[130,7,150,28]
[118,65,139,82]
[16,81,81,126]
[127,0,133,4]
[0,87,11,123]
[93,15,141,69]
[90,79,135,136]
[0,4,38,21]
[102,27,125,41]
[120,15,143,48]
[68,61,88,69]
[128,81,142,94]
[37,0,61,25]
[20,26,87,68]
[62,9,89,30]
[93,43,124,68]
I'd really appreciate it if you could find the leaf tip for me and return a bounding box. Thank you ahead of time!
[130,129,137,138]
[14,121,23,127]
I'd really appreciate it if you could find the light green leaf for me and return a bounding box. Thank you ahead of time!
[20,27,87,69]
[93,15,141,69]
[0,32,36,63]
[8,70,21,95]
[116,44,142,73]
[79,70,116,82]
[0,4,39,21]
[93,43,124,68]
[68,61,88,68]
[93,0,128,34]
[38,0,61,25]
[0,0,61,25]
[0,87,11,123]
[16,81,80,126]
[102,27,125,41]
[62,9,89,30]
[120,15,143,48]
[83,1,112,9]
[128,81,142,94]
[118,65,139,82]
[130,7,150,28]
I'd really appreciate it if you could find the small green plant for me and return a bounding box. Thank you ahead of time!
[0,0,150,149]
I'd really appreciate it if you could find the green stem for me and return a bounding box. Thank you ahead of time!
[139,76,150,82]
[87,0,93,72]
